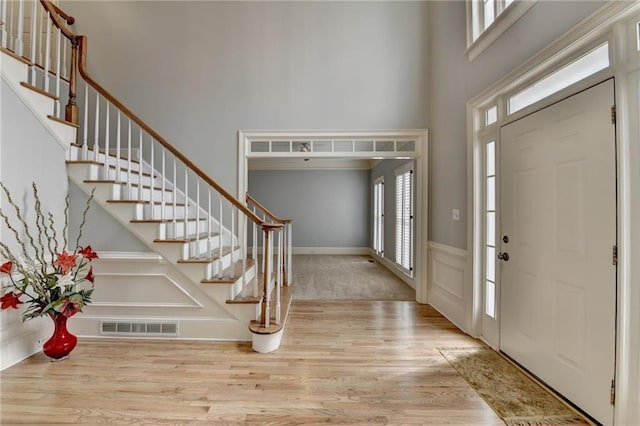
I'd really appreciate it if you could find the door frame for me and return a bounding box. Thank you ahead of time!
[237,129,429,304]
[466,3,640,424]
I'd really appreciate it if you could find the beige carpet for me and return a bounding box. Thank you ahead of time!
[439,347,587,426]
[293,255,415,301]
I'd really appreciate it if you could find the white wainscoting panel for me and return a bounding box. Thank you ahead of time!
[427,242,468,332]
[71,252,252,341]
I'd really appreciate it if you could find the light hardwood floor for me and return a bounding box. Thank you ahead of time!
[1,301,508,425]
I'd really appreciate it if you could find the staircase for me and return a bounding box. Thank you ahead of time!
[0,0,293,352]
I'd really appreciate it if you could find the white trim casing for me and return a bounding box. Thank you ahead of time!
[239,129,429,305]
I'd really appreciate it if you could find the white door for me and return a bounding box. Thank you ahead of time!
[500,79,616,425]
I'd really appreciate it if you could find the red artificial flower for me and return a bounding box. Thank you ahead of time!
[0,292,22,310]
[0,261,12,274]
[85,266,95,286]
[56,296,83,318]
[78,245,98,260]
[53,251,78,274]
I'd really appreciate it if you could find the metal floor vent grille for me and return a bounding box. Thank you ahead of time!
[101,321,178,336]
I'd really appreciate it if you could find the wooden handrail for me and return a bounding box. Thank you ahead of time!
[246,193,291,224]
[50,2,75,25]
[39,1,75,41]
[39,0,268,228]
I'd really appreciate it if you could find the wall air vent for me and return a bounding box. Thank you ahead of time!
[100,321,178,337]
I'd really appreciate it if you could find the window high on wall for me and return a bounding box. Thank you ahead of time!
[466,0,537,60]
[395,163,414,276]
[373,177,384,257]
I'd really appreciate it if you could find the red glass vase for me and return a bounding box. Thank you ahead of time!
[43,313,77,361]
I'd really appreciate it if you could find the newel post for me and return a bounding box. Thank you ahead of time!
[260,227,271,327]
[65,37,79,125]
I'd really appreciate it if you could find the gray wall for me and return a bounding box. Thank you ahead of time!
[63,1,429,184]
[63,0,429,251]
[370,159,415,262]
[248,170,370,248]
[427,0,605,248]
[61,0,606,251]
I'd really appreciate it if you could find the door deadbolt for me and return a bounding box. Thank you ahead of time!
[497,252,510,261]
[503,235,509,244]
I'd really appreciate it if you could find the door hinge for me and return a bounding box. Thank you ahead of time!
[612,245,618,266]
[610,379,616,405]
[611,105,616,125]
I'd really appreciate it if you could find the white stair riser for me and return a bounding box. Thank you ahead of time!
[113,185,175,204]
[70,146,153,175]
[141,203,198,221]
[181,234,223,259]
[1,53,29,83]
[158,220,210,240]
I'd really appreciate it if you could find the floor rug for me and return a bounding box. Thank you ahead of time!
[439,347,585,426]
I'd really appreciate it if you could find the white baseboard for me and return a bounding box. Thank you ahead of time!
[291,247,371,255]
[369,250,415,289]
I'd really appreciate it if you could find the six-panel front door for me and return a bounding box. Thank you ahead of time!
[499,79,617,425]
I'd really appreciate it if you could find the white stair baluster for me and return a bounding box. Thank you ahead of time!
[252,206,257,266]
[16,0,23,57]
[183,166,188,248]
[288,223,293,285]
[149,138,155,218]
[37,5,43,66]
[218,196,223,278]
[195,178,200,258]
[138,129,143,200]
[82,84,88,160]
[0,0,8,49]
[230,206,235,278]
[53,26,62,118]
[172,156,177,232]
[161,147,166,221]
[275,229,282,324]
[263,229,270,329]
[241,214,247,292]
[29,0,37,84]
[207,187,212,258]
[96,93,103,166]
[103,101,110,179]
[126,120,132,198]
[115,111,121,185]
[43,13,51,93]
[54,27,61,118]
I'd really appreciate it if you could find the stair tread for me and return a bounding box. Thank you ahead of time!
[20,82,58,100]
[48,115,79,128]
[70,143,142,166]
[66,160,156,177]
[1,47,32,65]
[106,199,186,206]
[201,258,255,284]
[177,246,240,263]
[83,179,174,192]
[153,232,220,244]
[249,285,294,334]
[131,218,205,223]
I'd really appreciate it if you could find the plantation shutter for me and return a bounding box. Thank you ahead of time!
[373,178,384,256]
[395,164,413,273]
